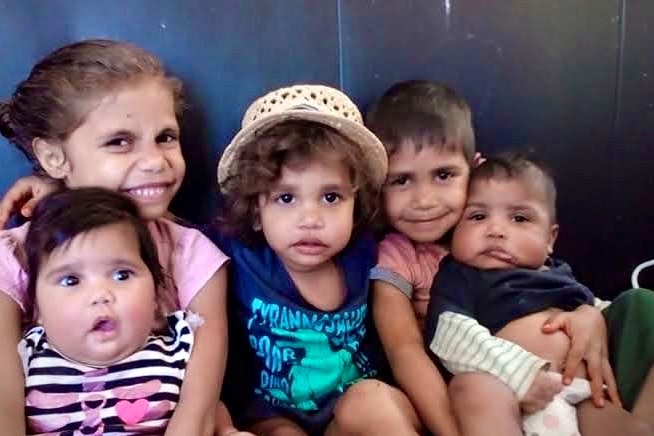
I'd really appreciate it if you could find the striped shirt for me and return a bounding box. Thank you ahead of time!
[20,311,194,436]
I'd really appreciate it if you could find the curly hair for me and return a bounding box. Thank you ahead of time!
[219,120,380,244]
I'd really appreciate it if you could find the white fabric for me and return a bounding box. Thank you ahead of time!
[522,377,591,436]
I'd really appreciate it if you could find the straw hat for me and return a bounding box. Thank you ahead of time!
[217,84,387,191]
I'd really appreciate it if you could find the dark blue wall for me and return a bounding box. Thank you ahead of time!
[1,1,652,297]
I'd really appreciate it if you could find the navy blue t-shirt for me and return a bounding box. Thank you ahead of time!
[204,226,384,416]
[425,255,596,337]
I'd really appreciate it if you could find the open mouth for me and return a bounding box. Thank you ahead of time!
[92,317,117,333]
[122,182,174,200]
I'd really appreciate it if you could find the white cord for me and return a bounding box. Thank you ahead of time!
[632,259,654,288]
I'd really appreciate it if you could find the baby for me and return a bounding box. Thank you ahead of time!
[19,188,198,435]
[425,153,595,435]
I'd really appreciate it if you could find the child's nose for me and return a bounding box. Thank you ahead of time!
[298,205,323,229]
[138,142,167,173]
[91,287,115,305]
[486,220,507,238]
[413,183,438,210]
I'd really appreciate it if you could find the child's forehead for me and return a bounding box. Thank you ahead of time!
[388,142,469,167]
[52,221,136,249]
[468,177,547,205]
[77,79,177,127]
[284,147,345,164]
[277,155,352,183]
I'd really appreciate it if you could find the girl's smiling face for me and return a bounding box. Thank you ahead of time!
[35,79,185,221]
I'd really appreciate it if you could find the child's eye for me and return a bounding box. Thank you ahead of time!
[468,213,486,221]
[59,275,80,287]
[435,169,454,181]
[512,215,529,223]
[112,269,134,281]
[156,132,179,145]
[275,193,295,204]
[323,192,342,204]
[389,175,410,186]
[105,137,130,148]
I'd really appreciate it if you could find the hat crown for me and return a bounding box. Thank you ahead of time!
[242,84,364,129]
[218,84,388,192]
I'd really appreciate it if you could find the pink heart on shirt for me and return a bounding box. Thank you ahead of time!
[116,398,149,425]
[542,412,560,429]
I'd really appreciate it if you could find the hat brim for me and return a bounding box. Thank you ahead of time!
[217,110,388,192]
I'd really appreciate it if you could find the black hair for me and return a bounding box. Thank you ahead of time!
[366,80,475,161]
[470,152,557,221]
[24,187,165,319]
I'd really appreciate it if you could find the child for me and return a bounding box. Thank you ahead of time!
[207,84,421,436]
[364,80,472,436]
[21,187,199,434]
[365,80,616,435]
[425,153,653,436]
[0,39,229,435]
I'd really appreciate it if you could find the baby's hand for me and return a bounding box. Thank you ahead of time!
[520,370,563,414]
[0,175,59,228]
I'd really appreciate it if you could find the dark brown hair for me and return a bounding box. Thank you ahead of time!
[366,80,475,162]
[24,187,166,325]
[219,120,379,244]
[0,39,185,165]
[470,152,558,222]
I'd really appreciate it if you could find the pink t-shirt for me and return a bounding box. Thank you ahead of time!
[372,232,448,321]
[0,219,228,313]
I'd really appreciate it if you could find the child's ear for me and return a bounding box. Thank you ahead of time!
[252,216,262,232]
[547,223,559,254]
[252,203,262,232]
[32,138,70,180]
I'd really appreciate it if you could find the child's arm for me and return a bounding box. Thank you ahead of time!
[0,292,26,435]
[0,175,59,228]
[165,267,229,436]
[373,281,460,436]
[429,311,549,398]
[429,309,563,413]
[370,235,459,435]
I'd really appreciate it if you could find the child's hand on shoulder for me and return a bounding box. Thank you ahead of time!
[0,175,59,228]
[520,370,563,414]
